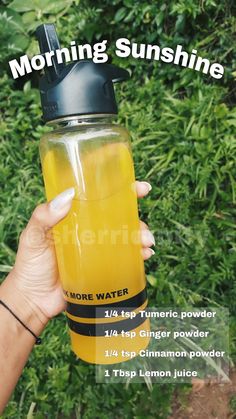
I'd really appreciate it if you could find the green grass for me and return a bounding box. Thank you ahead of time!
[0,0,236,417]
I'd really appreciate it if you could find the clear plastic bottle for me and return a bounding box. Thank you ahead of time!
[36,24,150,364]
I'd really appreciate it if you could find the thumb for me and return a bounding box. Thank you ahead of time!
[20,187,75,249]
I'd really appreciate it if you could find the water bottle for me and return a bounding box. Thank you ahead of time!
[36,24,150,364]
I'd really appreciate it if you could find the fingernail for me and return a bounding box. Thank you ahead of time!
[143,230,155,246]
[142,182,152,192]
[148,248,155,256]
[50,188,75,210]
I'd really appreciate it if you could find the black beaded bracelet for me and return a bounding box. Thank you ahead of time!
[0,299,42,345]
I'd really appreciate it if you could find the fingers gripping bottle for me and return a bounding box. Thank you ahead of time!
[36,24,150,364]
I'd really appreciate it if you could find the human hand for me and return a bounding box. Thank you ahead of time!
[8,181,155,323]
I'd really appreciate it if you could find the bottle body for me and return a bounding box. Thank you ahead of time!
[39,117,149,364]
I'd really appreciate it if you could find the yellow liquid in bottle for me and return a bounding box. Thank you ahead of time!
[41,139,150,364]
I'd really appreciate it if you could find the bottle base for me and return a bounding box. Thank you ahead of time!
[70,318,151,365]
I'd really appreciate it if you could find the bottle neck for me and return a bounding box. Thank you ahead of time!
[47,114,116,128]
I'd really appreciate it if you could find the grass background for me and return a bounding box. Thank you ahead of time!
[0,0,236,417]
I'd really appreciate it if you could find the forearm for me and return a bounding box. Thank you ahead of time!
[0,272,48,414]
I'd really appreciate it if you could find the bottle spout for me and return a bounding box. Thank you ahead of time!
[106,65,130,83]
[35,23,64,83]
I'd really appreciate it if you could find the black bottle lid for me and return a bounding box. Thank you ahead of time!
[35,24,129,123]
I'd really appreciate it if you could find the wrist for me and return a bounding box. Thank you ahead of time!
[0,271,49,337]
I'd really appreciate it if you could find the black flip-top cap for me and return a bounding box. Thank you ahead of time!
[35,24,129,122]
